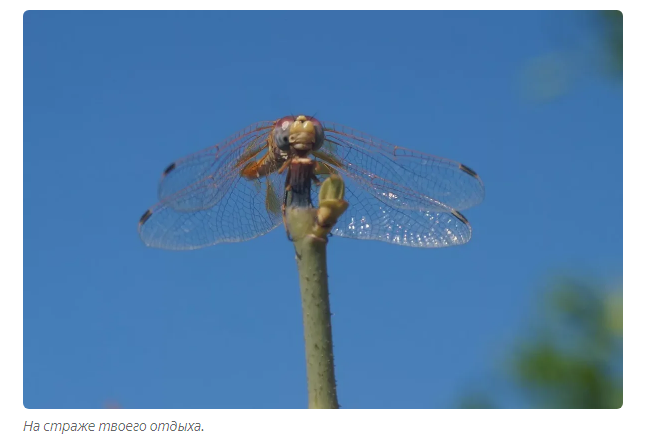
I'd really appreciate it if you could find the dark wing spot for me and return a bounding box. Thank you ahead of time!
[162,162,176,176]
[459,164,479,179]
[139,209,153,226]
[451,209,469,225]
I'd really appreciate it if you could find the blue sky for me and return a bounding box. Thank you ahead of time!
[23,11,622,409]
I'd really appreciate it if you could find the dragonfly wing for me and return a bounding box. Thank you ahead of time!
[311,171,472,248]
[156,121,274,211]
[139,168,286,250]
[321,123,485,211]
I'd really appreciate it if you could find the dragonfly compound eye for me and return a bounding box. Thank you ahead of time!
[274,116,295,151]
[309,117,325,151]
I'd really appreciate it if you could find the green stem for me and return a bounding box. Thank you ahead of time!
[286,174,347,409]
[293,232,339,409]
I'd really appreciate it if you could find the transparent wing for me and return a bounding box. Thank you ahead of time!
[139,167,286,250]
[311,165,472,248]
[156,121,274,211]
[319,122,485,212]
[138,120,287,250]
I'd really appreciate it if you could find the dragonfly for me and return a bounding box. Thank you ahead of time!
[138,115,485,250]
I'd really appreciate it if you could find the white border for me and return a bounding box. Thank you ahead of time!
[7,2,647,439]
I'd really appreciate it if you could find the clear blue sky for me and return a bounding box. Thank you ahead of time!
[24,11,622,409]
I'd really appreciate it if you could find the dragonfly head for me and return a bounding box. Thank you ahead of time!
[274,115,325,153]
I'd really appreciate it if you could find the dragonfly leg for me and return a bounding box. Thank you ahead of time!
[282,204,295,242]
[282,167,295,242]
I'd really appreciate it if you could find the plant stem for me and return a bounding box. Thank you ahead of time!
[286,172,347,409]
[293,232,339,409]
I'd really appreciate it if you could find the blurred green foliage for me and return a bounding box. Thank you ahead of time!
[460,280,622,409]
[599,11,623,77]
[512,281,622,408]
[521,10,622,101]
